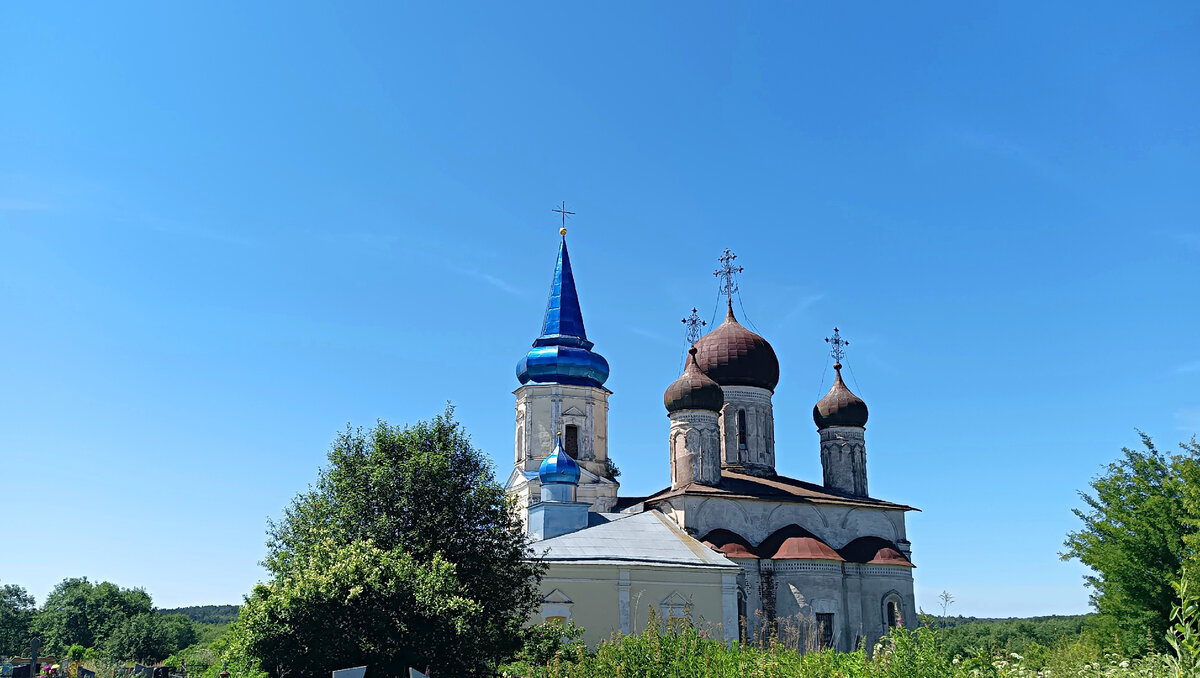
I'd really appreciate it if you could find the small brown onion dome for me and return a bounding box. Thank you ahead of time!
[813,363,868,428]
[665,347,725,413]
[693,299,780,391]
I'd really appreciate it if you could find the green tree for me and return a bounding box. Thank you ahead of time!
[1062,433,1200,654]
[159,614,199,657]
[240,407,543,677]
[34,578,155,653]
[103,612,199,663]
[236,540,481,677]
[0,582,36,656]
[105,614,171,663]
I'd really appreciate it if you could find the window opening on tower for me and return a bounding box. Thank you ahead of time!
[565,424,580,459]
[737,410,747,451]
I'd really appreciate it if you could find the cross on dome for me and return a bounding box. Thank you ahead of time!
[682,307,707,345]
[825,327,849,366]
[713,248,743,298]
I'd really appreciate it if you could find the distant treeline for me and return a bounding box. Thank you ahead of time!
[157,605,240,625]
[932,614,1093,657]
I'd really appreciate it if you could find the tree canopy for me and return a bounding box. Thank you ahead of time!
[34,578,153,653]
[1062,433,1200,654]
[22,577,197,662]
[0,581,35,656]
[233,407,543,677]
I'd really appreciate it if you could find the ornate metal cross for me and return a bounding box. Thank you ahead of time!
[825,327,849,364]
[713,248,743,298]
[682,307,707,345]
[552,201,575,235]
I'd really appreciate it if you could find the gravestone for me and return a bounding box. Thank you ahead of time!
[330,667,366,678]
[29,638,40,678]
[407,669,429,678]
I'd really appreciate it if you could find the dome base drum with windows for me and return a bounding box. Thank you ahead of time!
[506,231,917,651]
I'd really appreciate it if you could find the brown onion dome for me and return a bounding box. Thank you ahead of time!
[665,347,725,413]
[693,299,780,391]
[813,363,868,428]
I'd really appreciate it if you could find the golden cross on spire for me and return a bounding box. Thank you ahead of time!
[552,201,575,235]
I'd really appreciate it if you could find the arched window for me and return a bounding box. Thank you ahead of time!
[736,410,747,451]
[564,424,579,459]
[886,601,898,629]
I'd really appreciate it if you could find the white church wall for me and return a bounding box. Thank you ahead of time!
[848,563,917,650]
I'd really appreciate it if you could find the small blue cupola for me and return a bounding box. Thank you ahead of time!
[539,434,581,499]
[516,235,610,388]
[528,434,591,540]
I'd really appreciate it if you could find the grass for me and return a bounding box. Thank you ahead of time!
[499,604,1196,678]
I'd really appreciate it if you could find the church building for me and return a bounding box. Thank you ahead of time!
[506,226,917,651]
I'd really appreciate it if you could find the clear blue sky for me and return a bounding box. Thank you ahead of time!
[2,3,1198,617]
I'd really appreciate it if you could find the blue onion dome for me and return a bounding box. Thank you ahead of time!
[539,435,581,484]
[813,363,869,428]
[665,347,725,413]
[516,235,610,388]
[694,298,780,391]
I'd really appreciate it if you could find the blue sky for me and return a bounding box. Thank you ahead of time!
[2,3,1198,617]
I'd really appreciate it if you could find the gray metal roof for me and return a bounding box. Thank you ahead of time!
[530,509,739,570]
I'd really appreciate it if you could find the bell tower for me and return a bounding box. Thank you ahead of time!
[507,212,619,521]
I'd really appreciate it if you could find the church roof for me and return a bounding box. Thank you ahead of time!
[624,469,918,512]
[530,509,740,570]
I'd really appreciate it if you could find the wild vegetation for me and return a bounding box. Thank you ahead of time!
[1063,434,1200,655]
[498,601,1194,677]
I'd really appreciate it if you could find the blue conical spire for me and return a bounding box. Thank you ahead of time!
[516,235,610,388]
[536,236,590,348]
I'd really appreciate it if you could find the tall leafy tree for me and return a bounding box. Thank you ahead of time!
[236,540,481,677]
[240,407,543,677]
[0,582,36,656]
[1062,433,1200,653]
[34,578,157,654]
[103,612,196,663]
